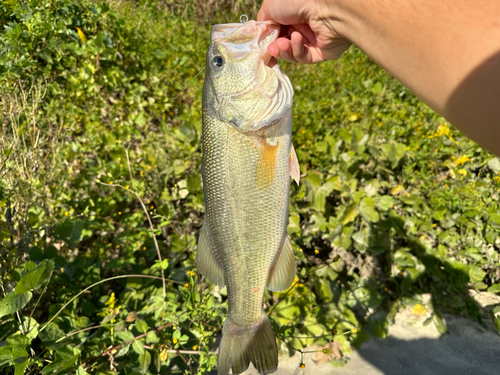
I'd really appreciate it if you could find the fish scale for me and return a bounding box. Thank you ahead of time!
[202,112,291,325]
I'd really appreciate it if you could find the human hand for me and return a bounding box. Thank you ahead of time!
[257,0,351,63]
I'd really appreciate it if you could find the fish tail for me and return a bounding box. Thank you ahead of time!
[218,312,278,375]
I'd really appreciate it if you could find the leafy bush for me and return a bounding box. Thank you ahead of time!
[1,0,499,374]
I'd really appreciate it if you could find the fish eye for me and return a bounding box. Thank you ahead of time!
[211,55,224,68]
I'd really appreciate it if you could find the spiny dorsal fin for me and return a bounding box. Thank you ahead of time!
[289,143,300,185]
[267,236,296,291]
[196,221,225,287]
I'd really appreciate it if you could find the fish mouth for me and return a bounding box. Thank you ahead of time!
[211,20,280,66]
[208,20,293,132]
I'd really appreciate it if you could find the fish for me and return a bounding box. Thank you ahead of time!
[196,20,300,375]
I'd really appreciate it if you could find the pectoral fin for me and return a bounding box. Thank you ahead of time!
[256,139,278,188]
[196,221,225,288]
[267,236,296,291]
[289,143,300,185]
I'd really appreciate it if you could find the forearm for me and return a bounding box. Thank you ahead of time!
[330,0,500,154]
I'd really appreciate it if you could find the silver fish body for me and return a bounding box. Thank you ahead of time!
[197,20,298,375]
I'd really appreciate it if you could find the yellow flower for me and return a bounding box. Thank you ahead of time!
[173,338,178,344]
[412,303,427,316]
[455,156,470,166]
[428,123,455,142]
[76,27,87,42]
[314,249,319,254]
[125,185,129,189]
[106,293,116,309]
[457,169,467,175]
[160,348,168,361]
[192,345,197,350]
[64,211,69,216]
[352,328,358,333]
[184,283,190,288]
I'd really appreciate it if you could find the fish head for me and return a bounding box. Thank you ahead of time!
[204,20,294,132]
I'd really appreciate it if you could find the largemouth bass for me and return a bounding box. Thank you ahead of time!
[197,20,300,375]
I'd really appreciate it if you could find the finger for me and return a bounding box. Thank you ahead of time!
[257,0,271,21]
[257,0,308,24]
[290,32,323,64]
[274,37,299,63]
[290,31,308,63]
[289,23,316,45]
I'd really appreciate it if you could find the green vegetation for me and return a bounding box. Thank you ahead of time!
[1,0,499,374]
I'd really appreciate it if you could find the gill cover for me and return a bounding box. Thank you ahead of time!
[205,20,294,132]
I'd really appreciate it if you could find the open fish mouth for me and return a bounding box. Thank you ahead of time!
[210,20,280,67]
[206,20,293,132]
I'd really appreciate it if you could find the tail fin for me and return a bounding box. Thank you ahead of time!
[218,312,278,375]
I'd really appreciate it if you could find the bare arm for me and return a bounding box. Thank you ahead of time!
[258,0,500,155]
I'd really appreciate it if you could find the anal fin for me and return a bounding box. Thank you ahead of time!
[267,236,296,291]
[196,221,225,288]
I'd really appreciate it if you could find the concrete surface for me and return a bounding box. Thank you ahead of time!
[238,301,500,375]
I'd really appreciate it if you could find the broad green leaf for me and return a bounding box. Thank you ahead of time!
[352,230,368,251]
[12,346,29,375]
[139,350,151,374]
[173,329,181,340]
[116,343,130,358]
[0,346,12,367]
[489,213,500,229]
[15,259,54,294]
[433,313,449,334]
[375,195,394,211]
[314,181,335,211]
[0,292,32,318]
[41,346,80,374]
[358,197,379,223]
[287,213,301,236]
[135,319,148,333]
[468,266,486,283]
[38,322,66,350]
[314,266,338,281]
[132,340,145,355]
[146,331,159,343]
[117,330,135,342]
[54,220,84,248]
[381,142,406,167]
[341,205,358,225]
[487,158,500,173]
[7,334,30,348]
[352,286,383,309]
[432,209,448,221]
[487,283,500,293]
